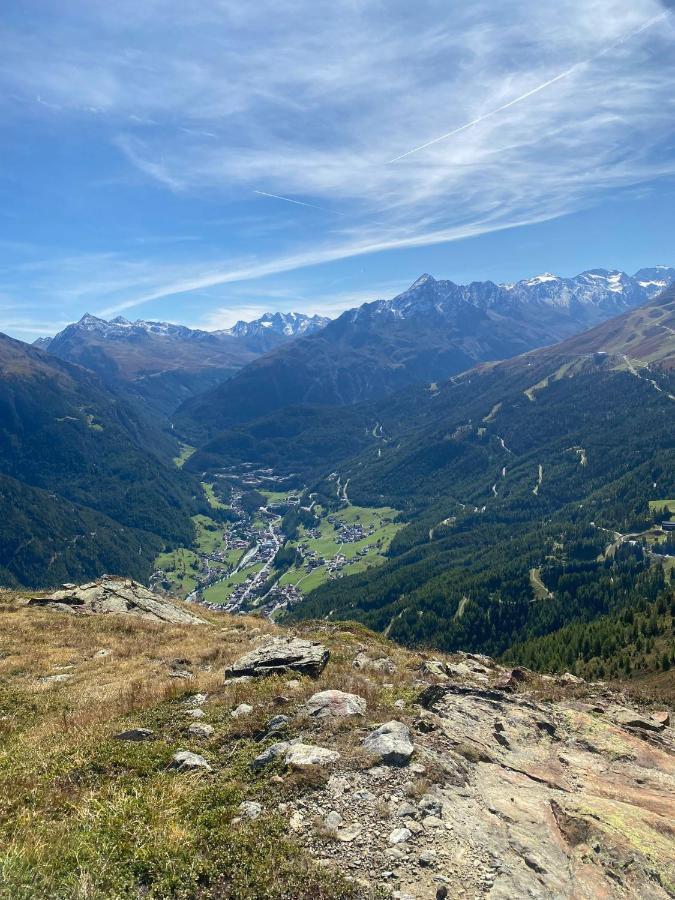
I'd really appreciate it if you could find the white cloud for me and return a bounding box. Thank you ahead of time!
[0,0,674,320]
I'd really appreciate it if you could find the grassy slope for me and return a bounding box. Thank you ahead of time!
[0,594,425,900]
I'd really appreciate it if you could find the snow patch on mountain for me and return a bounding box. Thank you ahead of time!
[225,311,329,338]
[359,266,675,323]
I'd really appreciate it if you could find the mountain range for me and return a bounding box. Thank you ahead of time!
[38,310,329,415]
[176,266,675,438]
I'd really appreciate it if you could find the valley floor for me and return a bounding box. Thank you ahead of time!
[152,468,402,618]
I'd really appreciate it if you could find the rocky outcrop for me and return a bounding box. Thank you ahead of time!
[225,636,329,678]
[272,653,674,899]
[28,577,206,625]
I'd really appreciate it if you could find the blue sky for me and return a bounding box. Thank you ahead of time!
[1,0,674,340]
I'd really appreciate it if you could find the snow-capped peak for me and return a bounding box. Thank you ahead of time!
[225,311,329,338]
[525,273,560,285]
[76,313,109,331]
[409,273,436,289]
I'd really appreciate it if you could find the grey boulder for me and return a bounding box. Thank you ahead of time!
[170,751,212,772]
[284,743,340,768]
[188,723,214,739]
[303,689,366,719]
[363,721,414,766]
[238,801,262,820]
[225,636,329,678]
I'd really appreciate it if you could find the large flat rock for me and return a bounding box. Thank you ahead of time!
[29,577,206,625]
[225,636,329,678]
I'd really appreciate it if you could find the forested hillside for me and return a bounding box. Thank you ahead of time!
[0,474,163,587]
[288,291,675,668]
[0,333,200,586]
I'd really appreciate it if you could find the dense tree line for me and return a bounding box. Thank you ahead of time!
[503,579,675,680]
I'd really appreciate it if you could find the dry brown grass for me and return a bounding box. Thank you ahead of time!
[0,600,399,898]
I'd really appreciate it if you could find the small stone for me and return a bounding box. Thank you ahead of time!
[238,801,262,820]
[327,775,349,797]
[40,673,72,684]
[337,823,362,842]
[421,816,443,829]
[289,811,304,831]
[388,827,412,845]
[324,810,344,830]
[185,693,208,706]
[285,679,301,690]
[284,743,340,768]
[188,723,214,738]
[353,788,376,802]
[170,751,211,772]
[363,721,414,766]
[169,670,194,680]
[418,794,443,817]
[264,714,290,735]
[251,741,292,771]
[93,649,111,658]
[558,672,584,685]
[653,710,670,727]
[397,801,417,818]
[371,657,397,674]
[303,689,366,719]
[186,708,206,719]
[410,763,426,775]
[394,699,406,709]
[231,703,254,718]
[114,728,154,742]
[419,849,437,867]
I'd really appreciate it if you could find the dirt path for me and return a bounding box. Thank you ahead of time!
[533,464,543,496]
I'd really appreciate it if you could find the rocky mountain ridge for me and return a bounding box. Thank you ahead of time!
[226,310,330,339]
[36,309,328,349]
[373,266,675,322]
[3,587,673,899]
[177,265,675,435]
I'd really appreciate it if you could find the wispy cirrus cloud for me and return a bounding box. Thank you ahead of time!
[0,0,674,330]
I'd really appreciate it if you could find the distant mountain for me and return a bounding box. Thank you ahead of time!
[177,266,675,437]
[225,310,329,343]
[187,286,675,483]
[38,310,327,415]
[0,332,200,587]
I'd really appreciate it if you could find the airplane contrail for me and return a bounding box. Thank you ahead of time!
[254,190,328,211]
[388,11,669,163]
